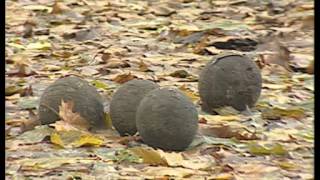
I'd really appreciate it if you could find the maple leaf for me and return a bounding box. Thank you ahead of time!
[52,100,90,131]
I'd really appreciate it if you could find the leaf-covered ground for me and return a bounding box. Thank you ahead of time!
[6,0,314,179]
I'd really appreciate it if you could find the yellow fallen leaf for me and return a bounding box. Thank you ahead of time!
[247,142,287,156]
[26,41,51,50]
[200,115,241,123]
[276,161,298,170]
[208,173,234,180]
[143,166,195,178]
[50,131,64,148]
[50,130,103,148]
[43,65,62,71]
[72,134,104,147]
[262,83,289,90]
[23,5,52,12]
[7,42,26,50]
[157,150,184,167]
[179,85,199,102]
[129,147,167,166]
[262,107,305,120]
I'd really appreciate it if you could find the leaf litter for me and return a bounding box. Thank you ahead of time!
[6,0,313,179]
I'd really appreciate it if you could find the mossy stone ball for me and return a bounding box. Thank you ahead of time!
[38,76,105,128]
[198,53,262,112]
[110,79,159,136]
[136,87,198,151]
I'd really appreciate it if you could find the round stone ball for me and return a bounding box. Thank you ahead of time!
[38,76,106,128]
[198,53,262,112]
[136,87,198,151]
[110,79,159,136]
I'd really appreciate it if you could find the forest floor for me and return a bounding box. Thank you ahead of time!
[6,0,314,179]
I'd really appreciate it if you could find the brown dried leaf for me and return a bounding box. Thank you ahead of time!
[101,53,111,63]
[51,1,70,14]
[199,124,259,140]
[105,60,130,68]
[138,60,150,72]
[7,64,37,77]
[20,110,40,133]
[56,100,90,131]
[259,40,292,72]
[170,70,190,78]
[306,60,314,74]
[113,73,136,84]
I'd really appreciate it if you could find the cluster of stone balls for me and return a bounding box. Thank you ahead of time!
[38,53,262,151]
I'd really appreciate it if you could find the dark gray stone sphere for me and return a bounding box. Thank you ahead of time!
[136,87,198,151]
[110,79,159,136]
[198,53,262,112]
[38,76,105,128]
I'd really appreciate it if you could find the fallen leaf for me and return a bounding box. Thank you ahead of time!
[200,115,241,123]
[262,83,289,90]
[113,73,136,84]
[170,70,190,78]
[259,40,292,72]
[276,161,298,170]
[17,97,39,110]
[50,130,104,148]
[261,106,305,120]
[55,100,90,131]
[43,65,62,71]
[18,157,94,170]
[105,60,130,68]
[101,53,111,62]
[5,85,22,96]
[104,113,113,129]
[207,173,234,180]
[16,125,53,144]
[143,166,195,178]
[179,85,200,102]
[247,142,287,156]
[199,124,259,140]
[150,6,176,16]
[20,110,40,133]
[213,106,240,115]
[138,60,150,72]
[80,66,99,76]
[129,147,167,166]
[306,60,314,74]
[113,149,142,163]
[91,80,109,90]
[26,41,51,50]
[51,1,70,14]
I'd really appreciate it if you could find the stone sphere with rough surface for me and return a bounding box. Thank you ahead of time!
[198,53,262,112]
[136,87,198,151]
[110,79,159,136]
[38,76,106,129]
